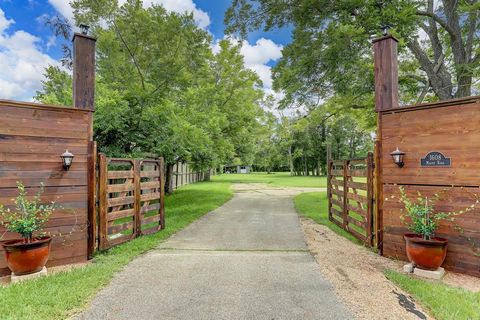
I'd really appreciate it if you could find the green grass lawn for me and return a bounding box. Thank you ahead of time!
[212,172,327,188]
[293,192,361,244]
[0,181,233,320]
[385,270,480,320]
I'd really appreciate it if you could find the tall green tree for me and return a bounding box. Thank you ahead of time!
[37,0,266,192]
[226,0,480,108]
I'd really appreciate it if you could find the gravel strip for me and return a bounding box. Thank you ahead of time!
[300,217,432,320]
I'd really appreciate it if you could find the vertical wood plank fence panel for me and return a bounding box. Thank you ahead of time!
[173,162,210,189]
[327,153,375,246]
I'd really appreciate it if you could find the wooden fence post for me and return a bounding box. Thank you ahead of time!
[366,152,374,246]
[159,157,166,230]
[342,160,349,229]
[373,35,399,112]
[98,153,108,250]
[134,160,141,236]
[374,139,383,253]
[73,32,96,111]
[175,162,179,190]
[87,141,97,258]
[327,160,333,222]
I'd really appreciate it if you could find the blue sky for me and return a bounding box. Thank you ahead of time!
[0,0,291,102]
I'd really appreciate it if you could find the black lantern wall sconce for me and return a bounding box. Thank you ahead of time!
[390,147,405,168]
[61,150,75,170]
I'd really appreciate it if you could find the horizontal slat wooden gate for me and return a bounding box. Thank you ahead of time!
[98,154,165,250]
[327,153,374,246]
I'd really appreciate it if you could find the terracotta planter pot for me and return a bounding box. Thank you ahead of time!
[2,236,52,276]
[404,233,447,270]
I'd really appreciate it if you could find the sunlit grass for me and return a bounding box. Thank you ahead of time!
[293,192,361,244]
[385,270,480,320]
[212,172,327,188]
[0,181,233,320]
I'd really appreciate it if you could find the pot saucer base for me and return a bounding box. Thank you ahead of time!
[10,266,47,284]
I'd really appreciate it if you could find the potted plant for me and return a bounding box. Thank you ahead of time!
[398,187,477,270]
[0,182,56,276]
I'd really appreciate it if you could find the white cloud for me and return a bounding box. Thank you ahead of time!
[46,35,56,50]
[0,9,58,101]
[49,0,210,29]
[0,7,13,31]
[212,37,285,114]
[239,38,282,90]
[213,37,283,90]
[148,0,210,29]
[48,0,74,21]
[248,63,273,88]
[239,38,282,66]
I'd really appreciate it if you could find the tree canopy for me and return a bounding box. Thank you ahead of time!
[36,0,477,179]
[36,0,268,189]
[226,0,480,110]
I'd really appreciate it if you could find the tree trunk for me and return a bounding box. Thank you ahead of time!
[165,163,174,195]
[288,145,294,176]
[407,40,453,100]
[204,169,211,181]
[304,156,308,176]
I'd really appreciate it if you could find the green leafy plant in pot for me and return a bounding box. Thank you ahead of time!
[0,182,56,275]
[398,187,478,270]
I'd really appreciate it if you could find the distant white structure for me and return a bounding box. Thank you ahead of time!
[224,165,251,174]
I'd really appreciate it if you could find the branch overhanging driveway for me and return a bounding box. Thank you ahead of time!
[76,183,351,320]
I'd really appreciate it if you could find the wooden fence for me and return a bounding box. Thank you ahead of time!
[97,154,165,250]
[0,100,93,276]
[327,153,374,246]
[377,97,480,276]
[172,162,210,189]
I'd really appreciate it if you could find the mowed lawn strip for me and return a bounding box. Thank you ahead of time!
[293,192,361,244]
[212,172,327,188]
[385,270,480,320]
[0,181,233,320]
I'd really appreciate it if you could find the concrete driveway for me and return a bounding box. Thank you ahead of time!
[76,183,351,320]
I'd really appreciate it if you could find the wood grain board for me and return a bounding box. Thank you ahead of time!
[0,100,92,276]
[379,96,480,276]
[327,154,374,246]
[97,156,165,250]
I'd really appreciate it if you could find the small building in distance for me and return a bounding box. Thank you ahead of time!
[223,165,251,174]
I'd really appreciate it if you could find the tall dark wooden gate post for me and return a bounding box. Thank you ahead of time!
[73,32,96,112]
[74,30,97,257]
[373,34,399,254]
[342,160,349,229]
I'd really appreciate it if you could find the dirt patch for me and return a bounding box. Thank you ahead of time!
[301,216,480,319]
[233,183,326,196]
[443,270,480,292]
[300,217,431,320]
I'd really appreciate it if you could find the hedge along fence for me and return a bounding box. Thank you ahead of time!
[373,35,480,277]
